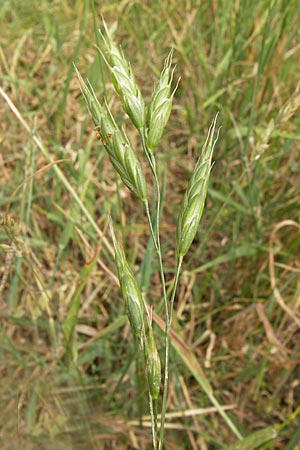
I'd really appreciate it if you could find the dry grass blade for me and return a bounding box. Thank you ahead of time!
[0,86,113,256]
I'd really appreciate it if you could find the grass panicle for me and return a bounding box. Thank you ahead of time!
[3,3,297,448]
[83,24,224,450]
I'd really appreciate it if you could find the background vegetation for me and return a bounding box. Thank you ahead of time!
[1,0,300,448]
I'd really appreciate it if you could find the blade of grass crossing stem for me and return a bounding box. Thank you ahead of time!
[284,425,300,450]
[63,250,98,365]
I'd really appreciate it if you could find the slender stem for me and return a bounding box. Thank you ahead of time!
[144,200,169,326]
[149,394,157,450]
[169,257,183,323]
[158,256,183,450]
[139,130,169,322]
[153,398,158,446]
[140,130,173,450]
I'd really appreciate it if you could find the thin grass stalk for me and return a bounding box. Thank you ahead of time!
[140,130,169,327]
[158,256,183,450]
[143,197,169,321]
[140,208,160,449]
[140,128,185,449]
[142,301,159,449]
[144,319,161,450]
[140,130,171,449]
[149,393,157,450]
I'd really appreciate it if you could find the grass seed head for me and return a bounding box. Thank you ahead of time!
[74,65,103,126]
[146,50,179,151]
[99,19,145,129]
[144,326,161,400]
[75,67,147,202]
[176,114,219,258]
[104,104,148,202]
[110,222,145,340]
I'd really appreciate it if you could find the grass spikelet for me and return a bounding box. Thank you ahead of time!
[99,19,145,129]
[73,65,103,126]
[75,67,147,202]
[103,103,148,202]
[144,324,161,401]
[176,114,219,258]
[110,221,145,342]
[146,50,179,152]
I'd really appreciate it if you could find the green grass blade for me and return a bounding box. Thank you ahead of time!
[192,244,265,274]
[225,426,277,450]
[63,250,98,364]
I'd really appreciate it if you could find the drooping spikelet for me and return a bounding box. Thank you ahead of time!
[176,114,219,258]
[110,222,145,341]
[75,66,147,202]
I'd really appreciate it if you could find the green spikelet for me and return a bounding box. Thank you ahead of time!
[74,66,147,202]
[103,105,148,202]
[144,325,161,400]
[110,222,145,341]
[99,19,145,129]
[146,50,179,152]
[176,114,219,258]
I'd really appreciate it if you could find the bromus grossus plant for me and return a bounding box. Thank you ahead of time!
[75,18,240,450]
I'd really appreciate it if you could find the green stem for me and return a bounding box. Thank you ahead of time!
[140,130,173,450]
[158,256,183,450]
[144,200,169,326]
[149,394,158,450]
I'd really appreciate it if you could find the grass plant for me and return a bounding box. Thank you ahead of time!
[1,1,300,449]
[76,24,230,448]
